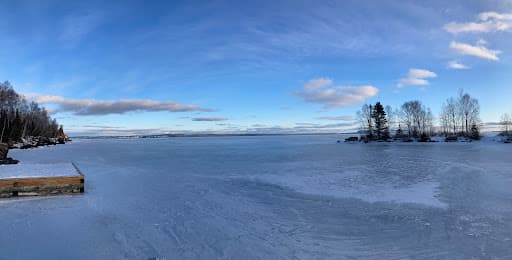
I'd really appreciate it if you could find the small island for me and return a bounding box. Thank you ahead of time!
[344,90,510,143]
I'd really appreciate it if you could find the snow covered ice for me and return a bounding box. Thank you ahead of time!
[0,163,80,179]
[1,135,512,259]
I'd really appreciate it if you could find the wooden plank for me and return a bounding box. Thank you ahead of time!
[0,176,83,188]
[0,183,84,197]
[0,183,83,193]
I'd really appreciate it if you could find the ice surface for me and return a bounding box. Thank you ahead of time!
[0,163,80,179]
[254,172,447,208]
[1,135,512,259]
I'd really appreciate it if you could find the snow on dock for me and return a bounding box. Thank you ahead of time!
[0,163,84,198]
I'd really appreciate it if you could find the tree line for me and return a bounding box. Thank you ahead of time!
[0,81,63,143]
[357,90,481,141]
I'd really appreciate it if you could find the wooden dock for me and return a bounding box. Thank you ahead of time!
[0,163,84,198]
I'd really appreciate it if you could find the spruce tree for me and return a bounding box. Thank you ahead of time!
[470,123,480,140]
[395,123,403,139]
[371,102,389,140]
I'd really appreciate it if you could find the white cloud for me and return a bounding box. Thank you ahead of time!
[191,117,228,122]
[449,41,501,61]
[479,12,512,21]
[398,78,429,87]
[24,93,211,115]
[444,11,512,34]
[316,115,353,121]
[293,122,355,129]
[408,69,437,79]
[397,69,437,88]
[304,78,333,91]
[295,78,378,109]
[447,60,470,70]
[476,38,488,46]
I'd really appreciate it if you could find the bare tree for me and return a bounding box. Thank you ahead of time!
[357,104,373,138]
[458,90,480,136]
[468,98,480,131]
[501,113,512,136]
[400,101,421,137]
[399,102,413,137]
[439,106,449,135]
[440,97,458,136]
[385,105,395,131]
[425,108,434,136]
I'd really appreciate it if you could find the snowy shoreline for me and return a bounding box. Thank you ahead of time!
[9,136,69,150]
[341,134,512,144]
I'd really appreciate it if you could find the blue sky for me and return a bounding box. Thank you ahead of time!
[1,0,511,135]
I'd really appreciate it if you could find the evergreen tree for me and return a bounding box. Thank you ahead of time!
[367,104,373,140]
[371,102,389,140]
[0,81,62,143]
[470,123,480,140]
[395,123,403,139]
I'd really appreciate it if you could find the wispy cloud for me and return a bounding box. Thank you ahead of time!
[447,60,470,70]
[294,122,355,129]
[59,11,105,47]
[69,127,169,136]
[316,115,353,121]
[25,93,211,115]
[449,41,501,61]
[398,69,437,88]
[295,78,378,109]
[143,1,448,72]
[191,117,228,122]
[81,125,123,129]
[444,12,512,34]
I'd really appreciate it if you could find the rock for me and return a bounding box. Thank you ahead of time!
[0,143,18,164]
[0,158,19,164]
[418,135,431,142]
[10,135,68,150]
[0,143,8,160]
[20,143,35,149]
[445,136,458,142]
[37,136,50,146]
[48,138,57,145]
[344,137,359,142]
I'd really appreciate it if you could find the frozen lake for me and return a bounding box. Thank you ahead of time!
[2,135,512,259]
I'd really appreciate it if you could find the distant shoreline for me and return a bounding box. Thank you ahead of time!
[71,132,346,139]
[69,131,507,140]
